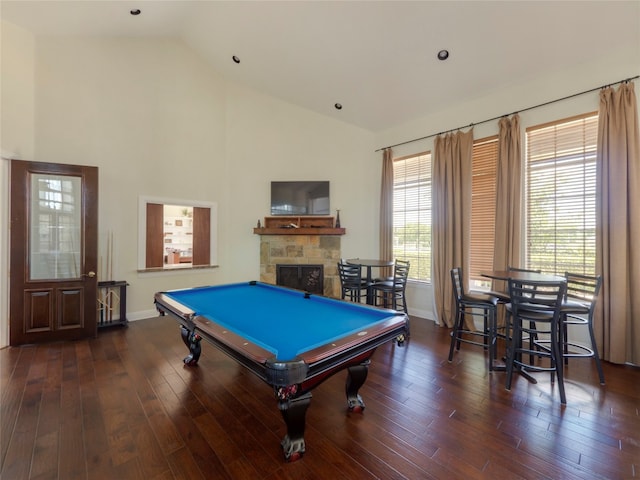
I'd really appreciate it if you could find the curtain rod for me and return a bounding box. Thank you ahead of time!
[375,75,639,152]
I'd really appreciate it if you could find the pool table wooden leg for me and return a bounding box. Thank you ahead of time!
[180,326,202,366]
[345,360,370,412]
[279,392,311,462]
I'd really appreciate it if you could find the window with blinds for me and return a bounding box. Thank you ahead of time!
[525,113,598,275]
[392,152,432,281]
[470,137,498,287]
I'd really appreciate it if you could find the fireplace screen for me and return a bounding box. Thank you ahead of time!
[276,264,324,294]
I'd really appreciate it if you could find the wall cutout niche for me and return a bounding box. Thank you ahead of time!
[138,196,217,271]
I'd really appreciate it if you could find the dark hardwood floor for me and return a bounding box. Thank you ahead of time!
[1,314,639,479]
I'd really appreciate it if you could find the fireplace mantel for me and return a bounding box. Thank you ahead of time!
[254,227,345,235]
[253,216,345,235]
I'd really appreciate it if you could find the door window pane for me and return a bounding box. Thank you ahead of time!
[30,174,82,280]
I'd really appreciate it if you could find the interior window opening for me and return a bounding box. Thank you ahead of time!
[163,205,193,267]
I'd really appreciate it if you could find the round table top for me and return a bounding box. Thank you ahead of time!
[481,270,565,282]
[346,259,395,268]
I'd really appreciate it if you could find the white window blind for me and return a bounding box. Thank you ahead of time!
[470,137,498,285]
[525,113,597,275]
[393,152,432,281]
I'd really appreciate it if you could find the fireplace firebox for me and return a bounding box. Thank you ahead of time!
[276,264,324,294]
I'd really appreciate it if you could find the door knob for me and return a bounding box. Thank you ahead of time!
[83,271,96,278]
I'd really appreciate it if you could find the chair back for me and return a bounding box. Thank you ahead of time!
[564,272,602,312]
[507,266,543,297]
[450,267,465,304]
[392,260,410,290]
[337,261,363,288]
[508,278,566,320]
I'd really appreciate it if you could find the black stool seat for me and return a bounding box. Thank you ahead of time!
[464,292,500,305]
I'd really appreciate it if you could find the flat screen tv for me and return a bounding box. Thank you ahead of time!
[270,181,330,216]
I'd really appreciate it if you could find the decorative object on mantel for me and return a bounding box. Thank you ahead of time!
[335,209,341,228]
[253,216,346,235]
[257,219,261,228]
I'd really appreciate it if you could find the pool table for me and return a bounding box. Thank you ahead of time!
[154,281,409,461]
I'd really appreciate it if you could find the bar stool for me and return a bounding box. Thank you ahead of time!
[561,272,604,384]
[448,267,501,370]
[505,278,567,404]
[337,260,368,302]
[371,260,410,313]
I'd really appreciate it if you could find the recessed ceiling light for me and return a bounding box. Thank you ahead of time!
[130,9,141,16]
[437,49,449,61]
[232,56,241,64]
[334,103,343,110]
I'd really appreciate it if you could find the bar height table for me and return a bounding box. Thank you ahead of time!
[346,259,395,305]
[480,270,565,383]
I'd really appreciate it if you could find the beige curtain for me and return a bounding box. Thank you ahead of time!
[492,115,522,295]
[596,82,640,365]
[432,129,474,327]
[379,148,394,263]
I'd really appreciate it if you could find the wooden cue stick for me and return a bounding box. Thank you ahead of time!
[105,235,110,282]
[106,233,111,321]
[111,231,114,320]
[110,231,114,281]
[98,254,102,323]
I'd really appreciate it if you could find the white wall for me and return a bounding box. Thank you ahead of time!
[0,24,379,346]
[223,81,380,286]
[1,21,36,347]
[30,36,232,320]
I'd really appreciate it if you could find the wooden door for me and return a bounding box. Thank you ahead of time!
[9,160,98,345]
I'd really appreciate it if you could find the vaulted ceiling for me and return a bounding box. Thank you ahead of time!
[2,1,639,132]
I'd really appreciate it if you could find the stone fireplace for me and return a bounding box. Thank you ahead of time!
[258,235,341,298]
[255,216,344,298]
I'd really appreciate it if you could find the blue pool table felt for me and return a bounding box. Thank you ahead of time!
[162,282,394,361]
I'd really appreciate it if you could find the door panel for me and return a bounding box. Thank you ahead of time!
[145,203,163,268]
[193,207,210,266]
[58,287,83,329]
[10,160,98,345]
[24,289,53,332]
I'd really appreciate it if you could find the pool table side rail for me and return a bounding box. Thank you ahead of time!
[191,316,312,385]
[154,293,196,324]
[154,292,284,381]
[301,314,407,364]
[192,312,408,387]
[155,292,277,363]
[192,316,274,364]
[301,313,408,382]
[155,293,308,385]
